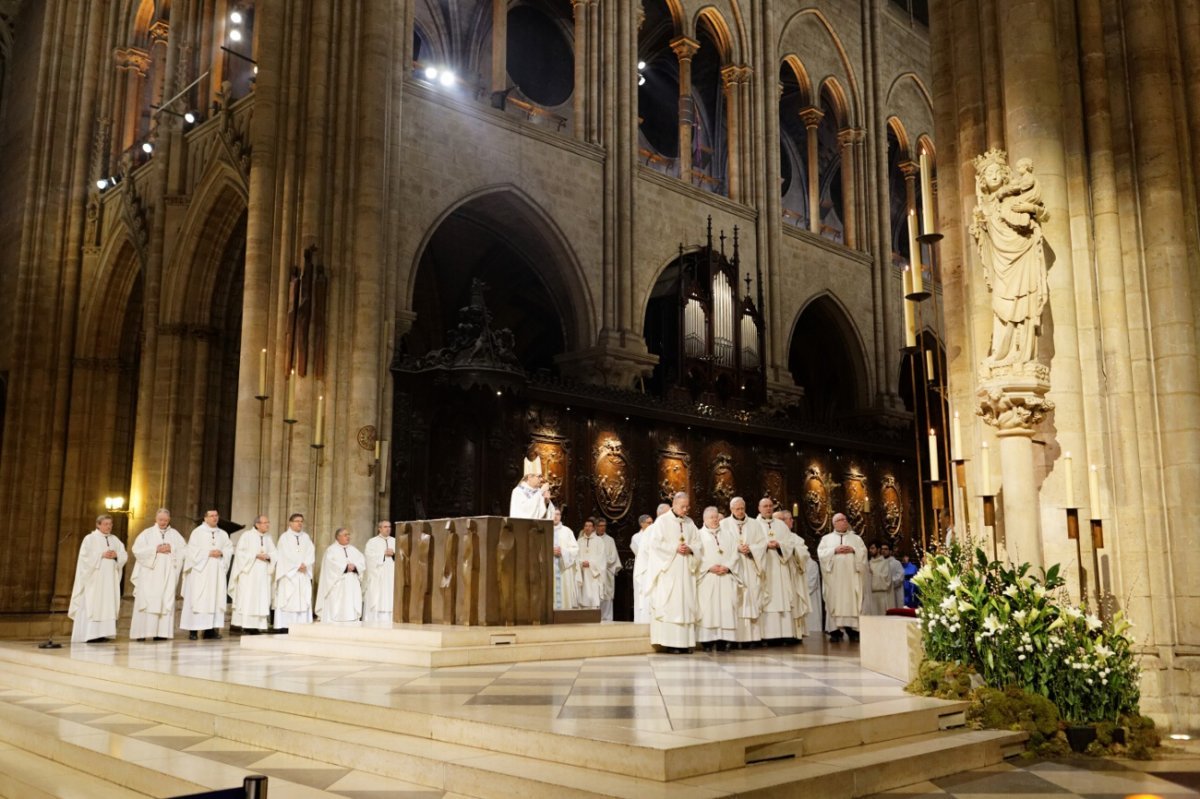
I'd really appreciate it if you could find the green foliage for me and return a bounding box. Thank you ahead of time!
[911,542,1141,724]
[967,685,1061,749]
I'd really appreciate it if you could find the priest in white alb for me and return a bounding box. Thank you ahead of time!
[129,508,186,641]
[817,513,867,642]
[576,519,603,609]
[629,513,654,623]
[180,509,233,640]
[646,492,702,653]
[229,515,276,633]
[551,509,580,610]
[69,514,128,643]
[698,506,741,651]
[775,508,812,640]
[509,455,555,520]
[756,497,796,642]
[317,527,367,624]
[721,497,766,647]
[596,519,622,622]
[362,520,396,623]
[274,513,316,631]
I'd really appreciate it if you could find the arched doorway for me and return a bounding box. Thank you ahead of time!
[394,191,576,521]
[787,295,868,423]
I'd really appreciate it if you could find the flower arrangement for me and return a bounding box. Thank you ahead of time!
[911,543,1140,724]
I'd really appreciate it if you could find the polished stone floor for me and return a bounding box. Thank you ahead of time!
[0,633,1195,798]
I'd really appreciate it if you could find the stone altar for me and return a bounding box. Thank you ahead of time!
[392,516,567,626]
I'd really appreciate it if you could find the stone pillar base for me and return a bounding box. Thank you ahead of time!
[555,330,658,389]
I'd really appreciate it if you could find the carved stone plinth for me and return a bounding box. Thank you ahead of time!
[977,364,1053,567]
[393,516,556,626]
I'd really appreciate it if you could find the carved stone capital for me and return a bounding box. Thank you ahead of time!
[555,331,659,390]
[669,36,701,62]
[113,46,151,74]
[799,106,824,130]
[720,64,741,90]
[148,20,170,46]
[977,365,1054,434]
[898,159,919,179]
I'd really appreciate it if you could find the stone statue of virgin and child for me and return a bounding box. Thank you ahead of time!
[970,149,1049,373]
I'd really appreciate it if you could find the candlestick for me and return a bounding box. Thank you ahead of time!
[951,411,962,460]
[927,429,939,482]
[284,369,297,423]
[313,395,325,448]
[1088,464,1101,520]
[257,348,267,399]
[920,149,936,235]
[980,442,991,494]
[1063,452,1075,508]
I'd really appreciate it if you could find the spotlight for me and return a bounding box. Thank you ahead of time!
[183,111,196,124]
[230,10,244,24]
[229,28,243,42]
[638,74,646,86]
[141,141,153,154]
[638,60,646,70]
[96,178,109,190]
[252,64,259,75]
[438,69,456,87]
[424,66,439,80]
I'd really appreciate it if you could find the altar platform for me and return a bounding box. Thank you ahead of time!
[0,634,1025,798]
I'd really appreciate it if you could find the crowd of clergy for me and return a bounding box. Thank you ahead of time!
[68,509,398,643]
[513,461,915,655]
[69,459,915,650]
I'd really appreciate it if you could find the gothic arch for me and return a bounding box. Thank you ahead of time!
[786,291,873,413]
[887,116,911,161]
[781,54,814,107]
[78,237,141,360]
[405,185,596,354]
[694,6,736,63]
[885,71,934,116]
[636,244,705,334]
[162,165,248,326]
[819,77,850,128]
[778,8,863,125]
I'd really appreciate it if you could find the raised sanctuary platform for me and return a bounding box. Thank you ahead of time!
[0,636,1025,798]
[241,621,653,667]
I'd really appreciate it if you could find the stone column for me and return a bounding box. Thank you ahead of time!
[113,47,150,155]
[800,106,823,233]
[491,0,507,99]
[979,377,1053,567]
[838,127,857,248]
[572,0,587,139]
[720,64,740,201]
[737,66,754,201]
[670,36,699,183]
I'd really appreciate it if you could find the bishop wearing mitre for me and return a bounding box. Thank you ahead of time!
[509,454,555,520]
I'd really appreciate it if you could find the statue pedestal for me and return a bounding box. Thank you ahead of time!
[977,364,1054,567]
[394,516,565,626]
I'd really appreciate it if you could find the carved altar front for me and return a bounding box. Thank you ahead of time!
[392,516,576,626]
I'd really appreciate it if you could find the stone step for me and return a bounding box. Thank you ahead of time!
[0,741,152,799]
[239,628,654,666]
[283,620,648,647]
[0,661,1025,799]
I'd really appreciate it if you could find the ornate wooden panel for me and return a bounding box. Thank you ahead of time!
[657,446,691,501]
[593,435,633,521]
[844,470,868,535]
[760,462,785,507]
[708,442,736,506]
[802,465,830,534]
[882,475,903,543]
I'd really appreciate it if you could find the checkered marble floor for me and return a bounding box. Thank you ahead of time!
[0,685,443,797]
[26,635,913,733]
[866,751,1200,798]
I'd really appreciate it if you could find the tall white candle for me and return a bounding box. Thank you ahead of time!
[981,442,991,495]
[920,148,936,235]
[313,395,325,447]
[928,429,940,482]
[903,269,917,348]
[257,348,267,398]
[285,370,297,422]
[1063,452,1075,508]
[951,411,962,461]
[1089,464,1101,519]
[907,209,925,296]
